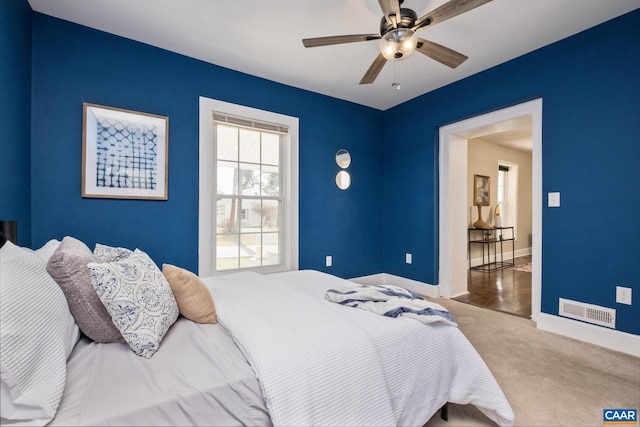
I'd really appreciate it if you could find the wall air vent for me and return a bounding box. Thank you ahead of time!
[559,298,616,328]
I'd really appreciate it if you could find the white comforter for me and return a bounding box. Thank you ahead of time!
[205,270,514,427]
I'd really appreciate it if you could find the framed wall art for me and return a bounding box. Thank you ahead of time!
[473,174,490,206]
[82,103,168,200]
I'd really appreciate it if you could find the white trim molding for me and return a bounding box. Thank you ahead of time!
[198,96,299,276]
[536,313,640,357]
[439,98,543,320]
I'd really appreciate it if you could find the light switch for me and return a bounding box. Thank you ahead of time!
[548,192,560,207]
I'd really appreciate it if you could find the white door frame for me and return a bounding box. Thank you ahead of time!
[438,99,542,321]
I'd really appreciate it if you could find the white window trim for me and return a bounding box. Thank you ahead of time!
[498,160,519,240]
[198,96,298,276]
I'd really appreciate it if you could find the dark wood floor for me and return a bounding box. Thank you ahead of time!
[454,255,532,318]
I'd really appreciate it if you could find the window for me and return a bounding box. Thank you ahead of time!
[199,97,298,275]
[497,162,518,239]
[497,165,508,205]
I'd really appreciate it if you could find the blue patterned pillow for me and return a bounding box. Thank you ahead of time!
[88,249,179,358]
[93,243,133,263]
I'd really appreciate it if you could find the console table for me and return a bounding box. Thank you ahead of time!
[468,227,515,272]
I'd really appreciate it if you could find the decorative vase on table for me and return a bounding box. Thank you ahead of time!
[473,205,490,229]
[494,203,503,227]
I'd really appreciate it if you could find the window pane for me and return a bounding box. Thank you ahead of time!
[262,200,279,232]
[239,233,261,268]
[262,133,279,166]
[216,234,239,271]
[217,160,238,195]
[262,232,280,266]
[240,200,261,234]
[261,164,279,197]
[240,163,261,196]
[497,170,506,204]
[216,125,238,161]
[216,198,239,233]
[239,129,260,164]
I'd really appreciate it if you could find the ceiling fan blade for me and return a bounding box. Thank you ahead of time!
[414,0,492,30]
[416,38,468,68]
[378,0,401,28]
[360,53,387,84]
[302,34,381,48]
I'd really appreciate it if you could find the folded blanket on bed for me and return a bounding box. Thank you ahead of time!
[325,283,457,326]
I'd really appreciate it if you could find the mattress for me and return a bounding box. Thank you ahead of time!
[48,318,271,426]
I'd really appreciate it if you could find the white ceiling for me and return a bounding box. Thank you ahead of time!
[28,0,640,111]
[468,116,533,153]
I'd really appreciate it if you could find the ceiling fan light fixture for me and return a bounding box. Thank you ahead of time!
[380,28,418,61]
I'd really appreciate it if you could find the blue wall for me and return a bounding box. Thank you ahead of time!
[7,3,639,335]
[382,10,640,334]
[0,0,32,245]
[30,12,383,279]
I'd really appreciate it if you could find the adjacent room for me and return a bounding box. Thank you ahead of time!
[2,0,639,425]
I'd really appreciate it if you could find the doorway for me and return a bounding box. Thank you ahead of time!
[459,125,532,317]
[438,99,542,322]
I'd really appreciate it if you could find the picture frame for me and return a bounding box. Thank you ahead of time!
[473,174,490,206]
[82,103,168,200]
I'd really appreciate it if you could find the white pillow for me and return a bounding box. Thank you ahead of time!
[34,239,61,262]
[88,249,179,359]
[0,242,80,425]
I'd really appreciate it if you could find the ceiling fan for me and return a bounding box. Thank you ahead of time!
[302,0,492,84]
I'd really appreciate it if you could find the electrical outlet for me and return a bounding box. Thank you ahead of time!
[326,256,332,267]
[616,286,632,305]
[406,253,412,264]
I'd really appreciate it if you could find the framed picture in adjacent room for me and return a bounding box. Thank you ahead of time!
[473,174,490,206]
[82,103,168,200]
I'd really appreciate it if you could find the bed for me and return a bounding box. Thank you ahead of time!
[0,237,514,426]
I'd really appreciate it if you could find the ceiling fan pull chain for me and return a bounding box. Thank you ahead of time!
[392,59,401,90]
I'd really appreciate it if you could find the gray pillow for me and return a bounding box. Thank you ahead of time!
[47,236,124,343]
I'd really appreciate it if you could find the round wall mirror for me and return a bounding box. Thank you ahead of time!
[335,149,351,169]
[335,171,351,190]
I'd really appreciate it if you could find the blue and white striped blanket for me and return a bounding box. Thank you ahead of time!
[325,283,457,326]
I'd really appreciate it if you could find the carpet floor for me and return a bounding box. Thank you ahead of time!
[424,298,639,426]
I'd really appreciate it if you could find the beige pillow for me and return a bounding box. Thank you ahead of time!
[162,264,217,324]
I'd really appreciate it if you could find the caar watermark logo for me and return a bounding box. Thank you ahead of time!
[603,409,637,425]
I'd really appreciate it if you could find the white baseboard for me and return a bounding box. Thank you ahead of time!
[536,313,640,357]
[469,247,531,269]
[349,273,385,286]
[349,273,439,298]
